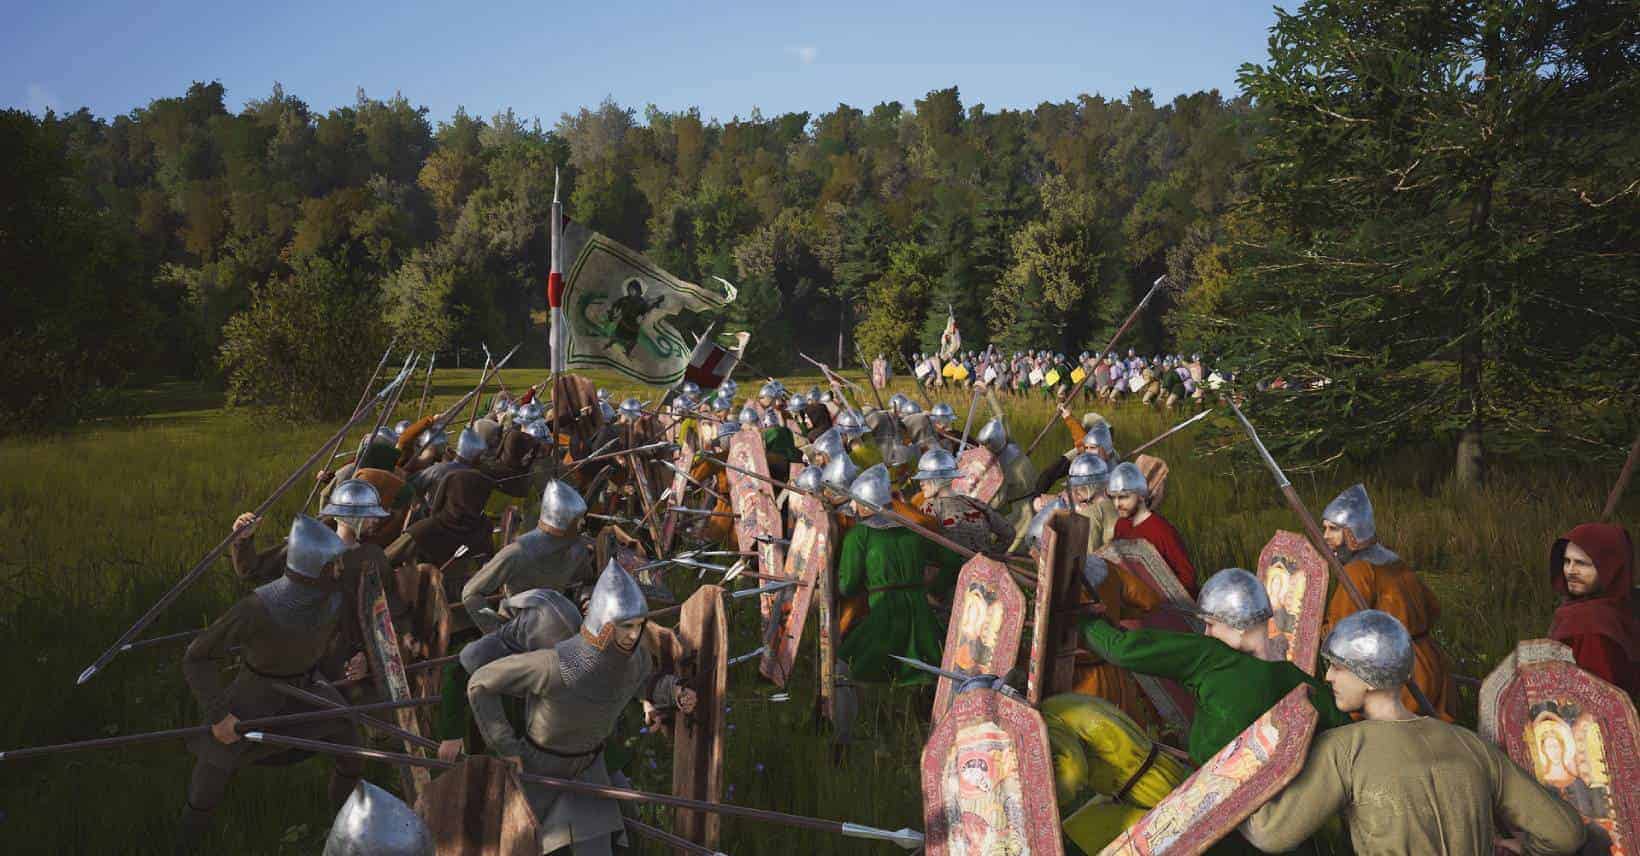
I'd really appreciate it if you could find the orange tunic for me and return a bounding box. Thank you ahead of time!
[1072,561,1163,728]
[686,459,736,547]
[1322,557,1458,721]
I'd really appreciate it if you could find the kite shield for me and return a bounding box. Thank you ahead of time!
[1255,531,1327,674]
[670,585,729,851]
[414,755,541,856]
[954,446,1004,505]
[1026,509,1092,705]
[922,686,1064,856]
[1097,538,1199,733]
[934,555,1027,719]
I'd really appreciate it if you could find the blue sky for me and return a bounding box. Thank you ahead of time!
[4,1,1281,126]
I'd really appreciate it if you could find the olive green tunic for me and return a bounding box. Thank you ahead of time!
[835,524,964,684]
[1243,718,1587,856]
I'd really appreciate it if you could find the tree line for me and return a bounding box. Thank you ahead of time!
[2,0,1633,481]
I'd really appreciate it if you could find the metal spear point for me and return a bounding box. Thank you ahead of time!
[728,646,767,667]
[1226,399,1290,488]
[840,823,925,851]
[1125,407,1216,458]
[889,654,971,683]
[731,580,796,600]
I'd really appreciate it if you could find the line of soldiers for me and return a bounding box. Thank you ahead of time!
[908,348,1227,410]
[90,366,1638,854]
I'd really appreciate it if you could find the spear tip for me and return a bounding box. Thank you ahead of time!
[75,664,98,686]
[243,731,266,742]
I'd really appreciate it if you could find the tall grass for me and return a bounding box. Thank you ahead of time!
[0,371,1629,854]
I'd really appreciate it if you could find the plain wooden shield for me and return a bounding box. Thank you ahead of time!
[357,561,431,799]
[1026,510,1092,705]
[662,436,698,554]
[1097,539,1199,733]
[414,755,540,856]
[934,555,1027,718]
[1099,684,1320,856]
[726,429,789,675]
[921,686,1064,856]
[954,446,1004,505]
[671,585,729,852]
[1255,531,1328,674]
[1479,639,1640,855]
[762,467,831,687]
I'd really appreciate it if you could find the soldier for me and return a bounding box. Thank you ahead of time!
[322,780,436,856]
[681,420,739,548]
[974,418,1038,517]
[1545,522,1637,696]
[913,448,1012,554]
[927,402,957,446]
[461,481,594,633]
[1108,461,1197,596]
[1015,453,1118,558]
[178,516,366,853]
[760,408,800,483]
[1242,611,1587,856]
[407,425,486,505]
[466,561,698,856]
[1319,484,1457,719]
[835,409,882,469]
[384,467,494,571]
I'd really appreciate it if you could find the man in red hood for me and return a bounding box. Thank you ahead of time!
[1549,522,1638,698]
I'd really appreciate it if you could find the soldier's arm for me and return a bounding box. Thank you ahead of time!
[1488,740,1587,856]
[461,544,519,633]
[1077,621,1213,682]
[383,532,418,568]
[1239,728,1352,852]
[182,599,253,723]
[467,649,556,758]
[229,538,285,586]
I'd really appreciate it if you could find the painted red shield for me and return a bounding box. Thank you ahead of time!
[1098,538,1200,734]
[1479,639,1640,855]
[1098,684,1320,856]
[725,430,788,675]
[954,446,1003,505]
[1255,531,1328,674]
[355,551,431,799]
[921,686,1064,856]
[934,555,1027,719]
[1026,509,1092,705]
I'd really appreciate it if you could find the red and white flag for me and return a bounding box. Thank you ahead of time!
[683,331,751,390]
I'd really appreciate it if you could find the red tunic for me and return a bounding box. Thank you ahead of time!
[1115,511,1198,596]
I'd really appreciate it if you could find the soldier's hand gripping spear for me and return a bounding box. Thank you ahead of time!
[75,358,418,686]
[1225,398,1440,718]
[1024,274,1173,456]
[238,732,927,850]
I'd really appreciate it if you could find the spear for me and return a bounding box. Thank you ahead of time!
[270,682,437,752]
[625,817,725,856]
[702,455,1037,588]
[303,350,415,510]
[729,646,769,667]
[644,580,796,620]
[469,347,493,428]
[896,351,935,408]
[1024,275,1172,456]
[240,732,925,850]
[1124,408,1215,458]
[416,352,437,418]
[330,653,462,691]
[954,385,982,456]
[1225,399,1438,718]
[431,343,522,431]
[1601,431,1640,520]
[0,696,439,761]
[76,360,417,686]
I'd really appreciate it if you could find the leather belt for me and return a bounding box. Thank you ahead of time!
[527,734,604,759]
[1114,742,1162,805]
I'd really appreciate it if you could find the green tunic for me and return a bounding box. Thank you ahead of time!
[762,425,800,463]
[836,525,964,684]
[1079,621,1353,766]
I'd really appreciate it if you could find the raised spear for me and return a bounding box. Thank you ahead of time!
[302,350,414,510]
[896,351,935,408]
[1124,408,1215,458]
[0,696,439,761]
[954,385,982,456]
[416,351,437,417]
[1225,399,1439,718]
[1024,274,1172,455]
[1601,432,1640,520]
[241,732,925,850]
[702,455,1038,588]
[76,359,417,686]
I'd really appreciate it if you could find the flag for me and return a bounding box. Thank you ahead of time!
[938,305,961,360]
[548,169,565,373]
[682,330,751,390]
[558,218,738,384]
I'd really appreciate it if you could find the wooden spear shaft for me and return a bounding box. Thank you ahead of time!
[1601,432,1640,520]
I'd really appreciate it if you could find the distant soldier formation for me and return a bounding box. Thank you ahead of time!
[9,338,1635,856]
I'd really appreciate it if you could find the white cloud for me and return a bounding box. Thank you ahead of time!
[785,45,819,65]
[25,82,58,115]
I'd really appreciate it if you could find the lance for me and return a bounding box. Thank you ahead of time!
[896,351,935,408]
[1124,408,1215,458]
[242,732,925,849]
[77,360,417,686]
[416,351,437,418]
[356,352,422,469]
[729,646,768,667]
[633,485,674,536]
[1024,275,1171,456]
[572,441,672,472]
[890,654,976,684]
[1225,399,1439,718]
[644,580,797,620]
[311,338,397,472]
[702,455,1037,588]
[548,168,565,377]
[1602,431,1640,520]
[304,350,415,510]
[0,696,439,761]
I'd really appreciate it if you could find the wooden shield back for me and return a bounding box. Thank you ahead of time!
[1026,510,1091,705]
[356,561,431,799]
[1099,685,1320,856]
[498,505,521,546]
[414,755,540,856]
[954,447,1004,504]
[662,437,698,554]
[671,585,729,851]
[934,555,1027,718]
[1479,639,1639,854]
[921,687,1064,856]
[1254,531,1328,674]
[1097,539,1199,733]
[762,466,832,686]
[726,430,789,678]
[551,375,603,458]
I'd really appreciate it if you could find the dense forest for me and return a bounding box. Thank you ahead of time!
[3,0,1635,477]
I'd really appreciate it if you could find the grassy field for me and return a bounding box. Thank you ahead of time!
[0,368,1631,854]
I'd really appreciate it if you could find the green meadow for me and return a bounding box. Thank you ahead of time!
[0,369,1627,854]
